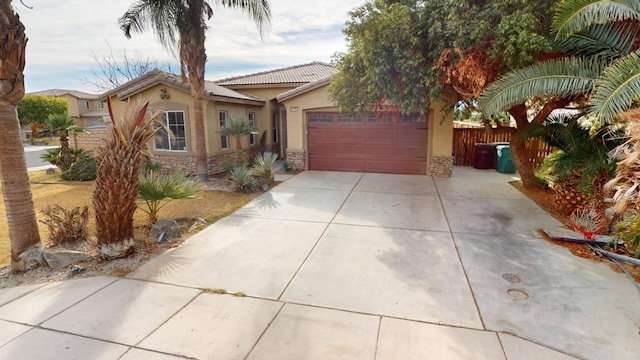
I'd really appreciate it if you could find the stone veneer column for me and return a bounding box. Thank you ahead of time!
[428,156,453,177]
[285,150,305,170]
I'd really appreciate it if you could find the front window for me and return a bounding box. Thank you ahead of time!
[97,101,106,109]
[79,101,89,109]
[154,110,187,151]
[248,112,257,146]
[219,110,229,149]
[272,112,278,144]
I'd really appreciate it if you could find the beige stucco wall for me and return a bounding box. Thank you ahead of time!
[64,95,80,118]
[235,87,295,146]
[108,84,265,159]
[108,85,196,159]
[206,102,263,153]
[279,84,454,175]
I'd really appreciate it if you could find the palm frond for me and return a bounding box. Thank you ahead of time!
[215,0,271,36]
[554,22,639,57]
[478,57,603,117]
[119,0,181,52]
[553,0,640,39]
[590,50,640,124]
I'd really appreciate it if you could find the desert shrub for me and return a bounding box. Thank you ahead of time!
[41,147,85,168]
[138,170,202,224]
[39,205,89,245]
[61,152,96,181]
[251,152,278,183]
[143,161,164,174]
[228,165,257,193]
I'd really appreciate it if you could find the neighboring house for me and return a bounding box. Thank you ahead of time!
[99,62,454,177]
[28,89,109,128]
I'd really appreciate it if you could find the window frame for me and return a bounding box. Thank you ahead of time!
[219,110,229,150]
[272,112,278,144]
[248,112,257,146]
[154,110,188,152]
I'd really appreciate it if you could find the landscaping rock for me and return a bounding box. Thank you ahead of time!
[43,248,94,269]
[149,219,182,242]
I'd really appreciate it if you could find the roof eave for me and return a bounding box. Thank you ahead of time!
[276,77,332,102]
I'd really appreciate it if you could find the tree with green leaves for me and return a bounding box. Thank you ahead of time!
[478,0,640,187]
[17,94,68,126]
[39,114,85,171]
[119,0,270,182]
[0,0,43,271]
[329,0,558,188]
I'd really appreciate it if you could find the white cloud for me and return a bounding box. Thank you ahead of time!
[15,0,366,93]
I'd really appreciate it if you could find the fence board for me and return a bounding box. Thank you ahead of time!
[452,128,553,168]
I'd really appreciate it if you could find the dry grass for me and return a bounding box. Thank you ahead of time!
[0,170,252,268]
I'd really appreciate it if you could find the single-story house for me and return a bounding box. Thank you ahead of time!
[99,62,454,177]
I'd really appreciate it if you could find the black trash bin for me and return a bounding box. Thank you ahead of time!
[473,143,493,169]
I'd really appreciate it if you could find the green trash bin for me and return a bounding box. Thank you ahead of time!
[496,145,517,174]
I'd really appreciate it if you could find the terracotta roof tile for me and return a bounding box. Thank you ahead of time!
[29,89,101,100]
[215,62,338,86]
[113,70,264,104]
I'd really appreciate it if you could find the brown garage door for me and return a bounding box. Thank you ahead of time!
[307,112,428,174]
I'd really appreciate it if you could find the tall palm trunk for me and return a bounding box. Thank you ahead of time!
[182,12,208,182]
[59,131,73,171]
[0,0,42,271]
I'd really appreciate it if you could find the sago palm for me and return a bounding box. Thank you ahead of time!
[93,100,162,259]
[119,0,270,182]
[479,0,640,127]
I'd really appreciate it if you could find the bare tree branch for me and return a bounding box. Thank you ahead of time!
[82,42,173,92]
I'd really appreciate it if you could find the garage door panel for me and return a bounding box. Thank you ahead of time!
[307,113,428,175]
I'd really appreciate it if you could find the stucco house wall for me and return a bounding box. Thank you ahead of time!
[279,83,454,176]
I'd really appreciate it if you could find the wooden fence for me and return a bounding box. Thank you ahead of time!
[452,128,555,168]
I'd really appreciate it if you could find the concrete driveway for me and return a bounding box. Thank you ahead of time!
[0,168,638,359]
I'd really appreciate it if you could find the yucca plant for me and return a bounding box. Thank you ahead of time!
[228,165,257,193]
[92,100,161,259]
[138,170,202,224]
[217,117,257,165]
[251,152,278,184]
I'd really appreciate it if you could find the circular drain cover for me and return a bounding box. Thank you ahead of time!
[502,273,521,283]
[507,289,529,300]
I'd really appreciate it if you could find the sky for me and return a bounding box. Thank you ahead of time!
[16,0,367,94]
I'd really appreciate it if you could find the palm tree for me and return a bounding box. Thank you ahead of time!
[119,0,270,182]
[478,0,640,188]
[93,100,162,259]
[217,116,256,164]
[479,0,640,127]
[39,114,84,171]
[0,0,43,271]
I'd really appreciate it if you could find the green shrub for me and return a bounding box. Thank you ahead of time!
[138,170,202,224]
[251,152,278,183]
[41,147,85,168]
[61,152,96,181]
[228,165,257,193]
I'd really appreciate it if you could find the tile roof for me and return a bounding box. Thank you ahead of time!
[215,62,338,86]
[29,89,102,100]
[276,75,333,102]
[111,69,264,104]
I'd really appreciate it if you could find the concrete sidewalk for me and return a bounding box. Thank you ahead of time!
[0,167,638,359]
